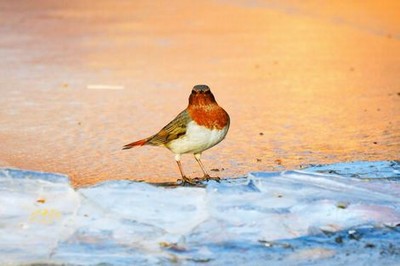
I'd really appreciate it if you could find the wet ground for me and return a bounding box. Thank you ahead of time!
[0,1,399,186]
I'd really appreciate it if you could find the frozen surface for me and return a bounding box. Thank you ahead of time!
[1,161,400,265]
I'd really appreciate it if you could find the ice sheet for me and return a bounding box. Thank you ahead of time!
[0,161,399,265]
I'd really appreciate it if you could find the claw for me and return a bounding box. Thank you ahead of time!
[193,177,202,182]
[177,176,198,186]
[203,174,220,182]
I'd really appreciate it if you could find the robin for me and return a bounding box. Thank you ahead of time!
[123,85,230,185]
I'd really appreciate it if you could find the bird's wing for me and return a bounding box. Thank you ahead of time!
[147,109,190,146]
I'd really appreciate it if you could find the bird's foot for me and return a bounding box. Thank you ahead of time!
[202,174,221,182]
[176,175,220,186]
[177,176,200,186]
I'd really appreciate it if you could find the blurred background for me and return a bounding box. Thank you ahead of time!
[0,0,399,186]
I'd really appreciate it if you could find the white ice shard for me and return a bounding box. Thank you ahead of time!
[0,161,399,265]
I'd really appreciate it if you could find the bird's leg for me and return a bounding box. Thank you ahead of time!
[175,154,197,185]
[194,153,220,182]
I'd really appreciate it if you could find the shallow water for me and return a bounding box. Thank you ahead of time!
[0,1,399,186]
[1,161,399,265]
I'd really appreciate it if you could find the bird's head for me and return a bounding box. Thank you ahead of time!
[189,85,217,106]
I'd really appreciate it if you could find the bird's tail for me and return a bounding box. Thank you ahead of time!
[122,138,149,150]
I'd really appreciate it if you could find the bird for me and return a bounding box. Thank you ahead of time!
[123,84,230,185]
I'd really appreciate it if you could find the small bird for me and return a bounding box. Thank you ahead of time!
[123,85,230,185]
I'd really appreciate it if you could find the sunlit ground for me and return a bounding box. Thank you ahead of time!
[0,0,399,186]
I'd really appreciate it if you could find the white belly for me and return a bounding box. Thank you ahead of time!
[167,121,228,154]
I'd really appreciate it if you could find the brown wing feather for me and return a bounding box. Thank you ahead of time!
[147,109,190,146]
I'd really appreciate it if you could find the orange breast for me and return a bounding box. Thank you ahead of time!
[188,105,230,130]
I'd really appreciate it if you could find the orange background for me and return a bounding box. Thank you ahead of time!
[0,1,399,186]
